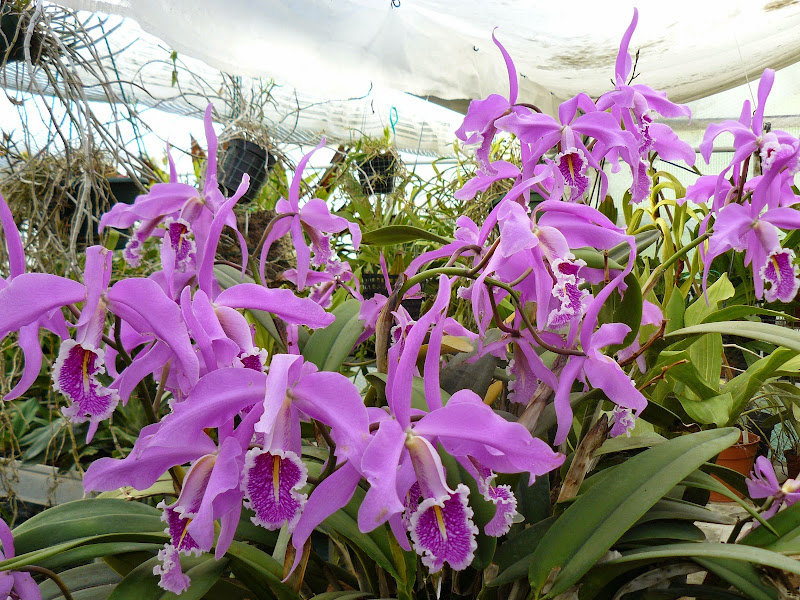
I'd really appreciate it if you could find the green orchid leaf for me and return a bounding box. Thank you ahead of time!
[302,299,364,371]
[40,562,121,600]
[527,428,739,598]
[361,225,452,246]
[667,321,800,354]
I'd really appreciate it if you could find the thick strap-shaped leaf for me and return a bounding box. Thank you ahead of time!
[361,225,452,246]
[303,299,364,371]
[527,428,739,598]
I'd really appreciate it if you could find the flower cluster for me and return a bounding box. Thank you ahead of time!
[2,6,800,596]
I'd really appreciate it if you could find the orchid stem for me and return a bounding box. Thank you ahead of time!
[642,232,711,296]
[153,361,170,416]
[18,566,74,600]
[253,212,295,263]
[113,315,132,365]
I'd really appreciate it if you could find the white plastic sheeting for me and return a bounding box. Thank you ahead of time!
[57,1,800,108]
[26,1,800,155]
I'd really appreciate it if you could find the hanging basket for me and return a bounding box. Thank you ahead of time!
[218,138,276,203]
[357,152,397,195]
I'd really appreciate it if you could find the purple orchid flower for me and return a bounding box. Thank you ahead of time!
[100,106,248,276]
[0,193,69,401]
[553,323,647,445]
[283,260,356,308]
[496,93,638,202]
[155,435,245,593]
[0,518,41,600]
[0,244,208,439]
[609,407,637,438]
[747,456,800,520]
[359,390,563,571]
[595,8,694,203]
[259,138,361,289]
[703,201,800,302]
[700,70,798,181]
[455,30,527,174]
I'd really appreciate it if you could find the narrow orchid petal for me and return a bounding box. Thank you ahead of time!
[217,308,255,355]
[77,247,112,329]
[497,201,536,257]
[650,123,696,165]
[761,207,800,231]
[753,69,776,136]
[359,419,407,532]
[590,323,631,351]
[255,353,297,437]
[633,85,692,119]
[259,213,294,285]
[180,287,217,374]
[215,500,242,560]
[98,183,197,231]
[107,278,199,388]
[162,368,265,437]
[114,342,172,404]
[10,572,40,599]
[216,283,334,329]
[289,139,327,210]
[4,324,42,400]
[290,461,361,573]
[454,160,520,201]
[553,357,586,446]
[0,273,85,335]
[83,423,217,492]
[0,517,15,558]
[389,276,452,428]
[699,118,754,164]
[0,193,24,278]
[291,371,370,460]
[495,112,561,148]
[584,355,647,413]
[299,199,350,235]
[572,112,636,153]
[424,318,446,411]
[747,456,781,499]
[414,392,564,476]
[188,437,244,551]
[198,194,245,295]
[492,29,518,104]
[615,8,638,83]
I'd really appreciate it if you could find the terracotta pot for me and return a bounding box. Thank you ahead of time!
[786,450,800,480]
[709,433,760,502]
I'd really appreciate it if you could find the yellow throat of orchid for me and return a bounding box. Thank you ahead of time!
[273,455,281,503]
[433,505,447,540]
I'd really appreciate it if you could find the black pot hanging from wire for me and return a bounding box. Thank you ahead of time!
[358,152,397,195]
[218,138,276,203]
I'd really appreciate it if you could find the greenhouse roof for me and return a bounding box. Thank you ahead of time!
[27,1,800,155]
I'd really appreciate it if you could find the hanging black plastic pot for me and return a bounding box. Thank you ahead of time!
[63,177,143,249]
[218,138,276,203]
[361,272,422,320]
[0,6,44,64]
[358,152,397,195]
